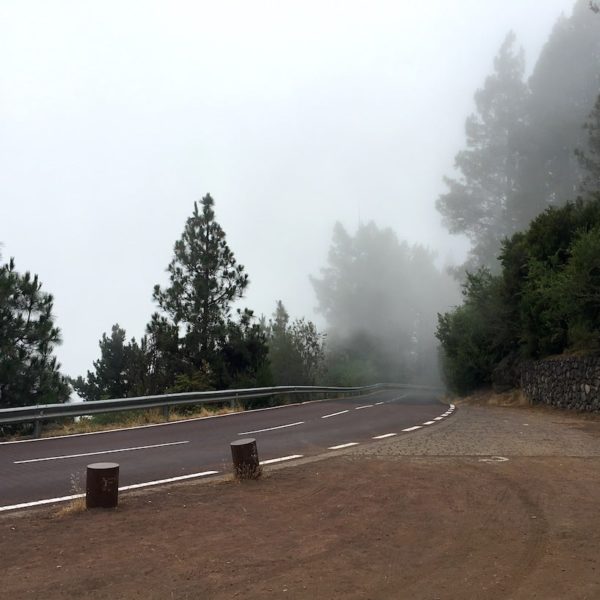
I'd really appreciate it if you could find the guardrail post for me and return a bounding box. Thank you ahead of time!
[162,405,170,421]
[230,438,260,479]
[86,462,120,509]
[33,419,42,439]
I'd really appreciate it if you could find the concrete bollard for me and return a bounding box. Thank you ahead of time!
[230,438,260,479]
[86,462,120,509]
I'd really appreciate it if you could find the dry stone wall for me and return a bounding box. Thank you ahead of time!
[521,354,600,411]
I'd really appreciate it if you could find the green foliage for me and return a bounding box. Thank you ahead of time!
[0,256,70,408]
[437,196,600,394]
[266,301,325,385]
[72,324,148,401]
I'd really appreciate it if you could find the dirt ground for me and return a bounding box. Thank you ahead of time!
[4,402,600,599]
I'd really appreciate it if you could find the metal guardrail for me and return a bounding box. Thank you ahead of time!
[0,382,443,437]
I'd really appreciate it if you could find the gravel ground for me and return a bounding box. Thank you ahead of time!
[356,402,600,458]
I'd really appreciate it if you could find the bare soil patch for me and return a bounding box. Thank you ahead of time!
[3,405,600,599]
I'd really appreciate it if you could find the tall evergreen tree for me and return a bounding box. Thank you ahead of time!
[0,255,70,408]
[436,32,528,271]
[150,194,268,390]
[514,0,600,222]
[153,194,248,371]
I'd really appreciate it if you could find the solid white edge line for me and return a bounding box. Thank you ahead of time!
[355,405,374,410]
[259,455,304,465]
[119,471,219,491]
[14,441,190,464]
[328,442,359,450]
[375,402,385,405]
[321,410,349,419]
[238,421,304,435]
[0,470,219,512]
[373,433,397,439]
[402,426,422,432]
[0,390,394,445]
[423,421,436,425]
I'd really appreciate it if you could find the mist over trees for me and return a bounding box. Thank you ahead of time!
[312,222,459,386]
[439,0,600,272]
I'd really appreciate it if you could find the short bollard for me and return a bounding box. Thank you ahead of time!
[86,462,120,509]
[230,438,261,479]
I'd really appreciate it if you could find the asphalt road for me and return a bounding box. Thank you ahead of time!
[0,388,452,510]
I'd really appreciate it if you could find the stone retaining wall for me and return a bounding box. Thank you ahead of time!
[521,354,600,411]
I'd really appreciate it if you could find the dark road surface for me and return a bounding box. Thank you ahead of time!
[0,389,453,510]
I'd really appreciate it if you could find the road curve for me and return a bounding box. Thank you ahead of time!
[0,389,454,510]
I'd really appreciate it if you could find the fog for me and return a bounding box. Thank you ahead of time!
[0,0,578,381]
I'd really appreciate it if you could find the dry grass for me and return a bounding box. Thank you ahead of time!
[40,404,242,439]
[54,473,86,517]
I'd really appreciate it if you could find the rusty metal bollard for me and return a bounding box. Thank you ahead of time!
[86,462,120,509]
[230,438,261,479]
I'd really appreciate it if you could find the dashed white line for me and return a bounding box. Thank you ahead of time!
[402,426,422,432]
[423,421,436,426]
[260,455,303,465]
[238,422,304,435]
[373,433,397,439]
[355,405,374,410]
[321,410,349,419]
[0,470,219,512]
[434,417,444,421]
[375,402,385,406]
[14,441,190,464]
[328,442,359,450]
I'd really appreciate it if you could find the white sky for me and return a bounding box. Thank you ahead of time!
[0,0,577,378]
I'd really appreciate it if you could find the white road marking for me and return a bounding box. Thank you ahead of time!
[375,402,385,405]
[260,455,304,465]
[0,470,219,512]
[328,442,359,450]
[434,417,444,421]
[423,421,436,425]
[478,456,509,463]
[450,404,456,409]
[119,471,220,490]
[321,410,349,419]
[14,441,190,464]
[355,405,374,410]
[402,426,422,432]
[238,421,304,435]
[373,433,397,439]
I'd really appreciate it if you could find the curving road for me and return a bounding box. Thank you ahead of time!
[0,388,454,510]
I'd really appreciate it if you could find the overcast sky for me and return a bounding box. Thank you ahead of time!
[0,0,577,379]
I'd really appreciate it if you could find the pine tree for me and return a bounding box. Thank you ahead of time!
[153,194,248,369]
[0,255,70,408]
[436,32,528,271]
[72,324,148,401]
